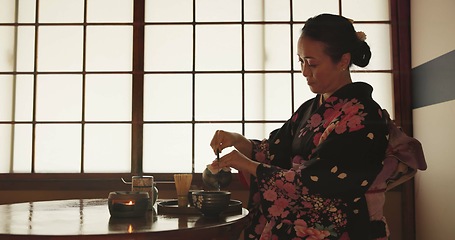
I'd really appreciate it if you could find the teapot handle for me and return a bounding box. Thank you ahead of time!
[121,178,132,185]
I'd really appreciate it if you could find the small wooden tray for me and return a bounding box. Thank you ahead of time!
[157,199,242,215]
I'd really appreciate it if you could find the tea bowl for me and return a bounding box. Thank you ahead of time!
[191,190,231,218]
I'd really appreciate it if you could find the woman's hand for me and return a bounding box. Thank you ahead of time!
[210,130,253,158]
[210,130,243,152]
[211,149,259,177]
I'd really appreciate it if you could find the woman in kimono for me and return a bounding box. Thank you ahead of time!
[210,14,388,240]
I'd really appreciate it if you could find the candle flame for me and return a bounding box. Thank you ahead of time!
[126,201,134,205]
[128,224,133,233]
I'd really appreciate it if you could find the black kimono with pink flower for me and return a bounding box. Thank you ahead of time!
[244,82,388,240]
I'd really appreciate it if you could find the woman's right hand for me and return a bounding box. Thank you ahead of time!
[210,130,241,152]
[210,130,253,158]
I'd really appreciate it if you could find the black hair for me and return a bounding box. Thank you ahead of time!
[301,13,371,67]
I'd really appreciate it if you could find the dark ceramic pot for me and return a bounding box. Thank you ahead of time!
[108,191,149,218]
[202,167,232,190]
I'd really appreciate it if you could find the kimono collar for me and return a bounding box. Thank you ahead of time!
[328,82,374,101]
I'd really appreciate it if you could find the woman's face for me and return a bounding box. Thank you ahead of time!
[297,36,349,96]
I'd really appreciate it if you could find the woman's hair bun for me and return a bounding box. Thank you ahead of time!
[351,41,371,67]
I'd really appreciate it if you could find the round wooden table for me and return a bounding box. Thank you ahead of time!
[0,199,250,240]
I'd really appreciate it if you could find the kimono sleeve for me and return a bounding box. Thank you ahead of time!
[251,127,293,170]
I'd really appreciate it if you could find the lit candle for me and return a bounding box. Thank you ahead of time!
[112,200,135,212]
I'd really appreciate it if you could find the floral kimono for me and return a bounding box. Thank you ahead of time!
[244,82,388,240]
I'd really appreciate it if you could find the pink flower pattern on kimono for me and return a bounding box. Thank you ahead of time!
[283,182,296,194]
[274,197,289,209]
[294,219,331,239]
[335,100,366,133]
[335,113,366,134]
[299,113,323,138]
[310,97,367,146]
[284,170,296,182]
[256,166,348,238]
[275,179,284,189]
[263,189,278,202]
[268,204,289,218]
[309,114,322,129]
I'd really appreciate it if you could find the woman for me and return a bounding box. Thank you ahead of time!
[210,14,388,239]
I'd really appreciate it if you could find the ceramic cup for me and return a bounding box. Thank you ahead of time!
[131,175,157,209]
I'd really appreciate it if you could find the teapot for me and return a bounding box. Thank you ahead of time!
[202,165,232,190]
